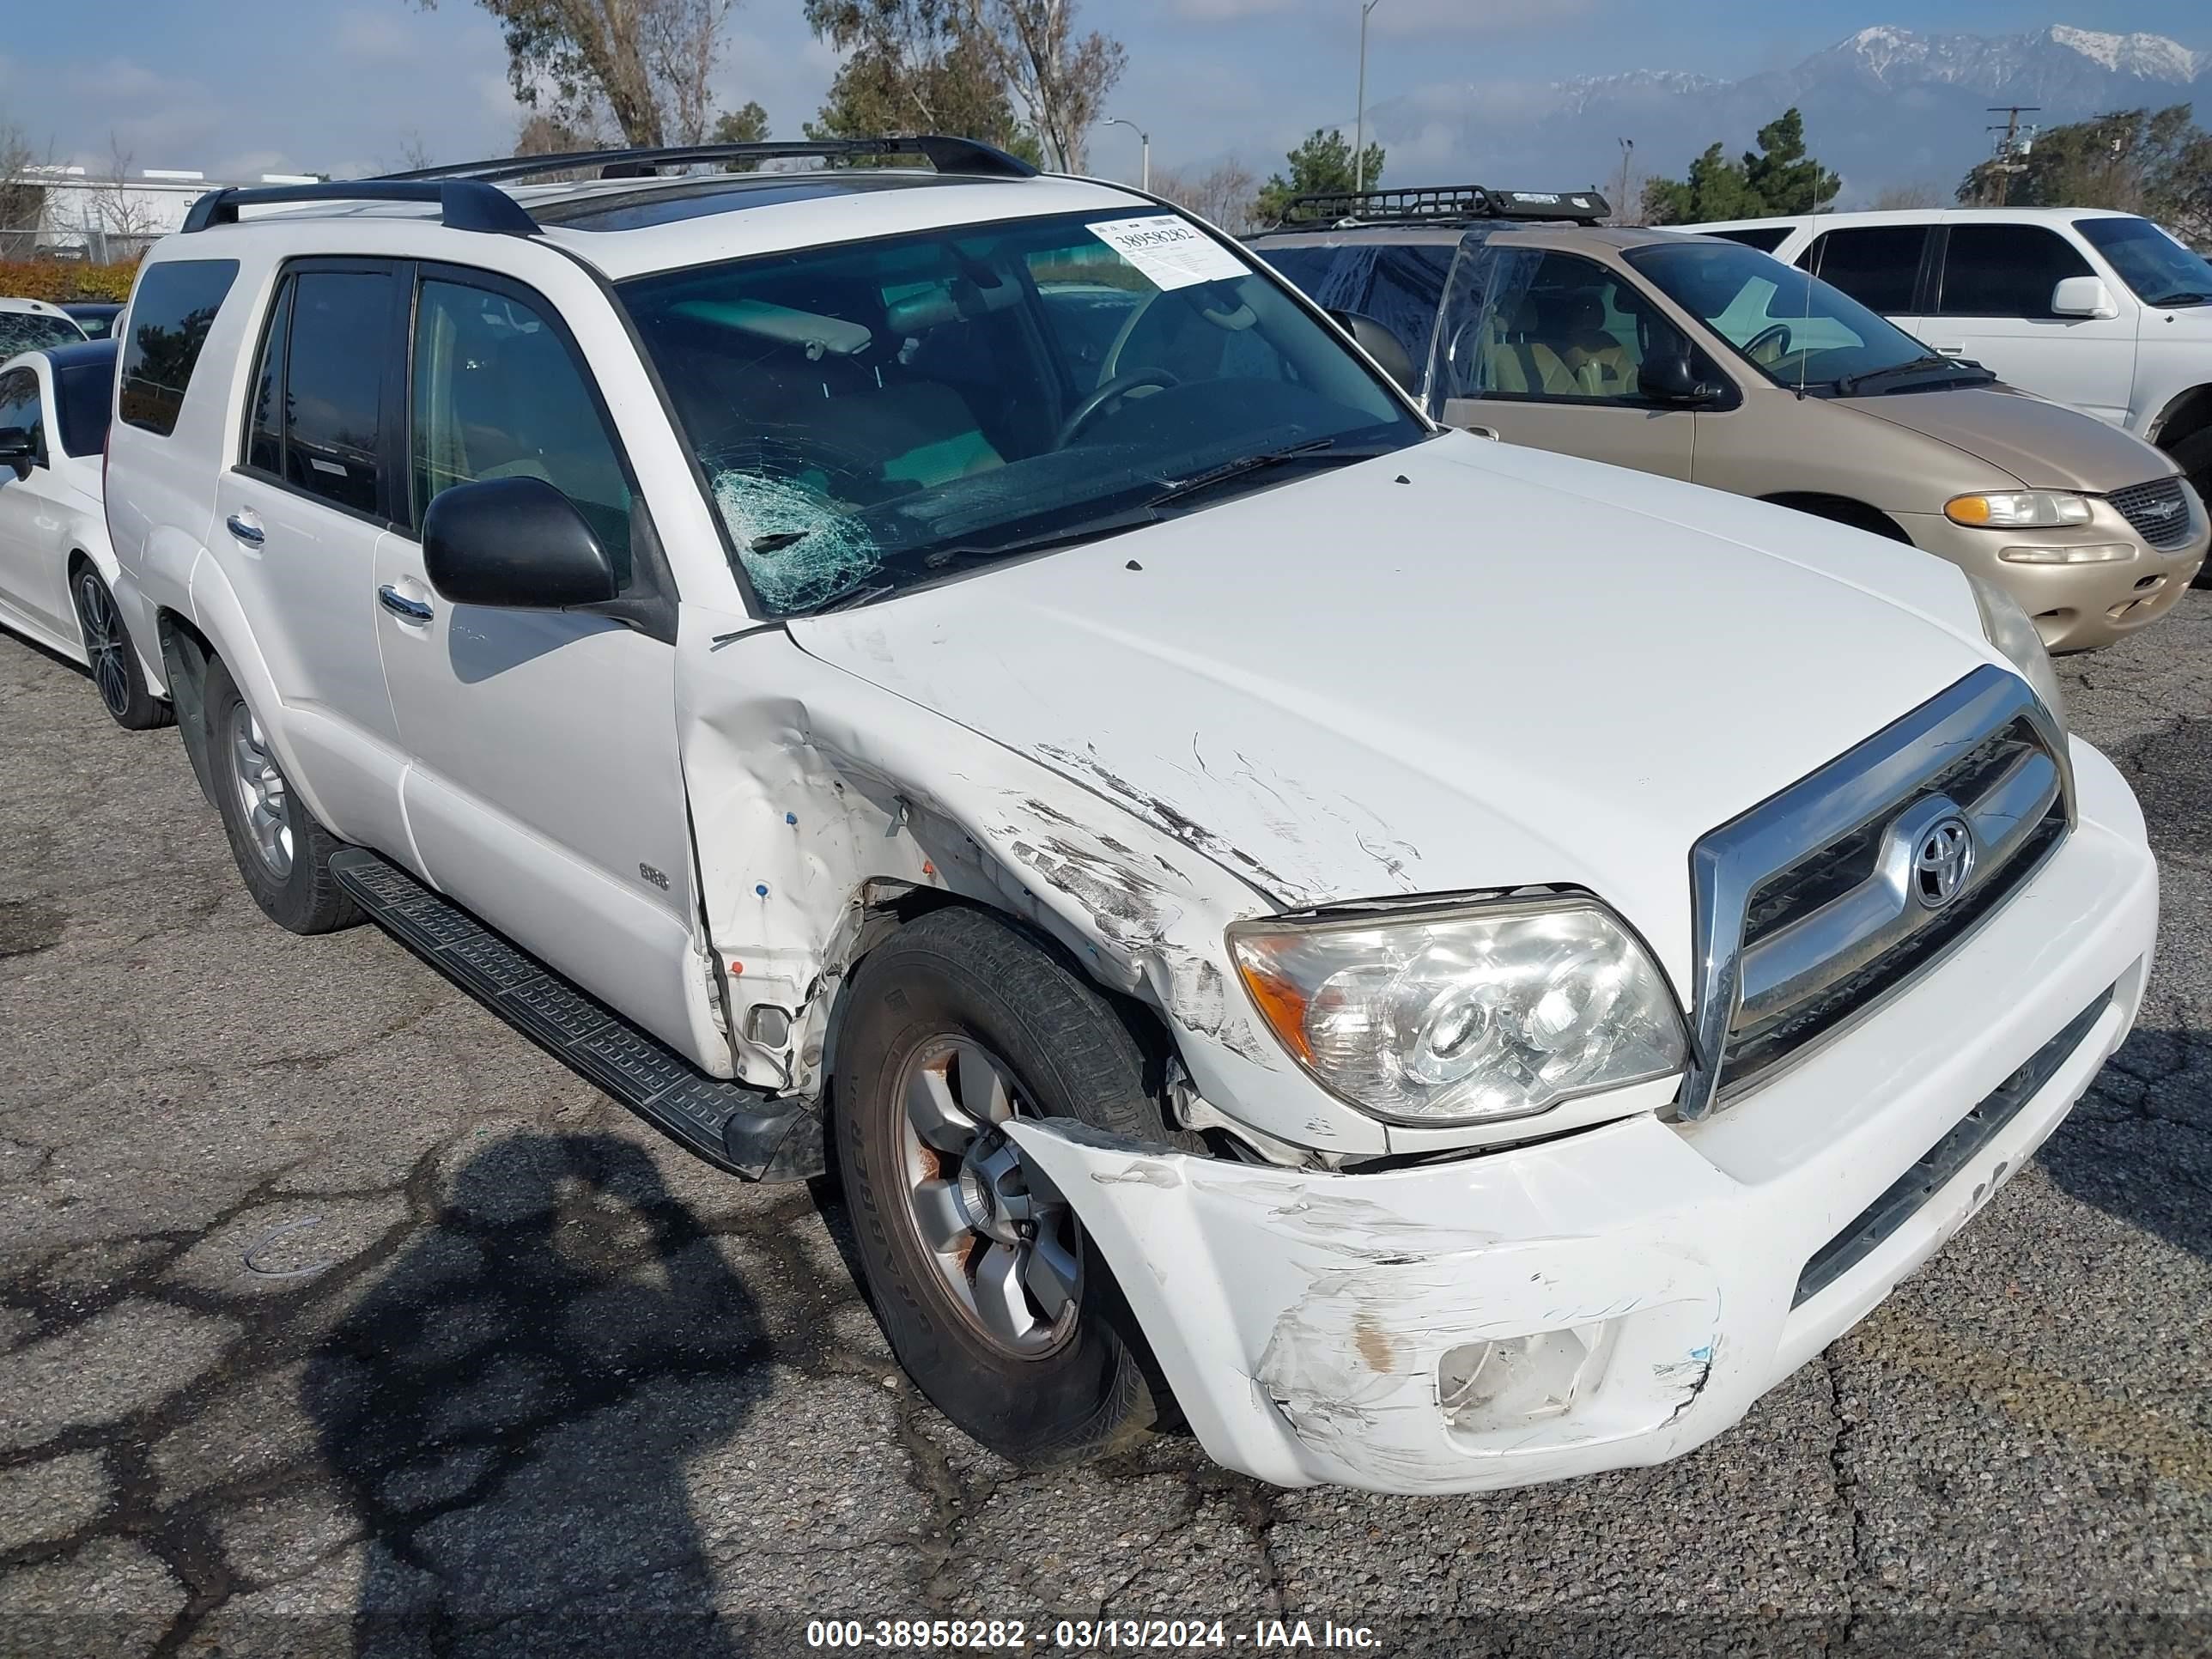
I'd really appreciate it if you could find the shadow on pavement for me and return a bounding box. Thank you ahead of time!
[2039,1026,2212,1263]
[305,1132,770,1656]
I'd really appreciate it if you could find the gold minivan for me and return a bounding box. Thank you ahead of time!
[1256,218,2207,651]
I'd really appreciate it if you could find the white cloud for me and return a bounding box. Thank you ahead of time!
[1161,0,1301,21]
[335,9,420,64]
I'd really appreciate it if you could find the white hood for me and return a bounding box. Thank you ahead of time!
[791,432,1997,993]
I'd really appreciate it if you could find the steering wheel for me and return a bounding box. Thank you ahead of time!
[1056,368,1182,448]
[1744,322,1794,365]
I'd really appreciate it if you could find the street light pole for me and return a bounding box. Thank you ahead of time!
[1355,0,1384,193]
[1102,117,1150,191]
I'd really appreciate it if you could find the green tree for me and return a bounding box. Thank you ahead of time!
[711,100,770,168]
[1254,128,1386,224]
[802,0,1035,161]
[1643,106,1838,223]
[1741,108,1839,215]
[413,0,736,147]
[1957,104,2211,242]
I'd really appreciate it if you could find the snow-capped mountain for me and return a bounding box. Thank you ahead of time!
[1370,22,2209,204]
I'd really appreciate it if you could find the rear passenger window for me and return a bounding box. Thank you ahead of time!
[1934,224,2094,319]
[118,258,239,436]
[283,270,392,516]
[246,278,294,477]
[1798,227,1928,314]
[410,279,634,580]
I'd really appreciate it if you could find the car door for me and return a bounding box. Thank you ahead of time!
[214,259,414,858]
[1924,221,2136,422]
[370,264,706,1063]
[1431,242,1697,479]
[0,365,70,641]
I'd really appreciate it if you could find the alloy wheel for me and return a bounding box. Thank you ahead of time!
[227,702,294,878]
[72,571,131,719]
[892,1033,1083,1358]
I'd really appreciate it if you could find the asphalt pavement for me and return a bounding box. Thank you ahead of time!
[1,597,2208,1658]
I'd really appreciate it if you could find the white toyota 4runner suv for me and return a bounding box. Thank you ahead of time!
[106,139,2157,1496]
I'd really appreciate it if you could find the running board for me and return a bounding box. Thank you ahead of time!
[329,848,822,1182]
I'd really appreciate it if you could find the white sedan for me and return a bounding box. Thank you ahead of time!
[0,338,171,727]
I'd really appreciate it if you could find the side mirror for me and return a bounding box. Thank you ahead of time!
[0,425,33,476]
[422,476,618,610]
[2050,275,2118,319]
[1638,351,1721,406]
[1329,310,1418,391]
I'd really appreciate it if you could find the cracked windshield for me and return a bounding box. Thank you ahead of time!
[621,209,1424,615]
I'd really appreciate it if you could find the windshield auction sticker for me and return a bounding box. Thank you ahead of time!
[1087,216,1249,290]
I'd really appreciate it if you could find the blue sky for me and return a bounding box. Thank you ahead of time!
[1,0,2204,188]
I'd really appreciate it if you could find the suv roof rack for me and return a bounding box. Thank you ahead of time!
[179,135,1037,238]
[382,136,1037,185]
[1277,184,1611,228]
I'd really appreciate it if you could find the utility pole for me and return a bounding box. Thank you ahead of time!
[1984,106,2039,207]
[1355,0,1384,193]
[1614,137,1634,224]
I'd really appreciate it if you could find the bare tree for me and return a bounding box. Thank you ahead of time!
[0,121,51,259]
[1152,158,1257,235]
[641,0,734,145]
[396,131,436,171]
[1868,180,1945,210]
[952,0,1123,172]
[417,0,737,148]
[81,137,162,262]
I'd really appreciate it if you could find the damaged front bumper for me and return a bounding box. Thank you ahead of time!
[1006,740,2156,1495]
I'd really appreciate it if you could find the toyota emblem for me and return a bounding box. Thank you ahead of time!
[1913,817,1976,909]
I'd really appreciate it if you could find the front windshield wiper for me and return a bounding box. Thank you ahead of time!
[1145,437,1354,507]
[2143,290,2209,307]
[1833,354,1989,396]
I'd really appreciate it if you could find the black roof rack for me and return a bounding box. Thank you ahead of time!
[1277,183,1611,229]
[181,178,538,235]
[380,136,1036,185]
[179,135,1037,238]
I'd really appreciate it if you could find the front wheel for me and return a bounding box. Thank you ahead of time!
[834,907,1168,1467]
[204,654,362,934]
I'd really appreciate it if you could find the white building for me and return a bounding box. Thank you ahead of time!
[3,165,322,261]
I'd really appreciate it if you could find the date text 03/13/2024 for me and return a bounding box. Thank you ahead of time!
[804,1618,1385,1650]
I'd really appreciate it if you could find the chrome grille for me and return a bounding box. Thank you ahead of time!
[1682,668,2072,1120]
[2105,476,2195,550]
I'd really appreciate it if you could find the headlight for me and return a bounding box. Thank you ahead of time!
[1227,898,1686,1126]
[1967,574,2067,733]
[1946,491,2094,528]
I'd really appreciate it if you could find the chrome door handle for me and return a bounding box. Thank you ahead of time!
[226,513,264,545]
[377,584,434,623]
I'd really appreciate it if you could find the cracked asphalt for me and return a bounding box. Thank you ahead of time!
[3,596,2209,1658]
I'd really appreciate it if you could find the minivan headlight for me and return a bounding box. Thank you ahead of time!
[1228,899,1686,1126]
[1968,574,2068,734]
[1947,491,2094,528]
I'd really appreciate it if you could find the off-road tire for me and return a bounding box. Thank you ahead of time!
[834,906,1168,1467]
[203,654,362,934]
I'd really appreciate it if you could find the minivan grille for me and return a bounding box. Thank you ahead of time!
[2106,476,2195,550]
